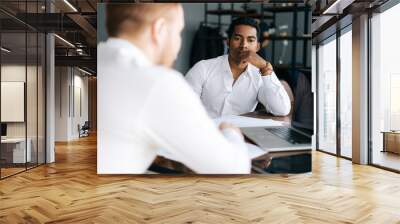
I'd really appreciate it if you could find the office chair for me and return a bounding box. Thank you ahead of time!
[79,121,90,138]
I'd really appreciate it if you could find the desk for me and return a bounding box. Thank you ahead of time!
[382,131,400,154]
[152,111,311,174]
[1,138,31,164]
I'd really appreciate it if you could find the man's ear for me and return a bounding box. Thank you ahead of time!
[151,17,167,47]
[256,42,260,52]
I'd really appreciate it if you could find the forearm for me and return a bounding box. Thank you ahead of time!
[258,73,291,116]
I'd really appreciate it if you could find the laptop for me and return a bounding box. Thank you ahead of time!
[241,72,313,152]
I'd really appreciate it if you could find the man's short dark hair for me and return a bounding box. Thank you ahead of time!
[227,17,260,41]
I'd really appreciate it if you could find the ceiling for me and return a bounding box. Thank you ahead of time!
[0,0,98,74]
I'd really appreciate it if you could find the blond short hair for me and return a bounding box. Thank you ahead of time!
[106,3,179,37]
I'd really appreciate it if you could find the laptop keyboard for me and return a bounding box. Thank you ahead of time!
[266,127,311,144]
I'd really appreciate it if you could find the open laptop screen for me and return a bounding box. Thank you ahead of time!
[291,71,313,135]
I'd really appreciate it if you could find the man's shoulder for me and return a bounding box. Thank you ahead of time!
[151,65,183,77]
[148,67,196,97]
[99,62,183,87]
[147,66,188,85]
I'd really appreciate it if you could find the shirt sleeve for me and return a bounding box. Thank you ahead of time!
[257,72,291,116]
[184,61,206,97]
[142,71,251,174]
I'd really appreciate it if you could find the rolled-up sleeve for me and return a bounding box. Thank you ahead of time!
[257,72,291,116]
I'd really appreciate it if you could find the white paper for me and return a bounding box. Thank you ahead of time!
[213,115,283,128]
[246,143,268,159]
[157,143,267,162]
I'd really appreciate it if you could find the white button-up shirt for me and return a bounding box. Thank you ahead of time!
[97,38,250,174]
[185,55,291,118]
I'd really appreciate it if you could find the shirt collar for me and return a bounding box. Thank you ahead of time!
[106,38,152,67]
[223,54,251,78]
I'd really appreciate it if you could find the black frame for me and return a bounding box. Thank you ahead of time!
[315,33,339,157]
[314,22,352,161]
[0,0,47,179]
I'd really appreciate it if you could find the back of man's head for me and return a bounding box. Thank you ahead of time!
[105,3,183,67]
[106,3,179,37]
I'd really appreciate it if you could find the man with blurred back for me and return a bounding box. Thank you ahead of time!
[97,4,251,174]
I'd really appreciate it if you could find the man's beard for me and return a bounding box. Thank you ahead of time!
[230,48,249,65]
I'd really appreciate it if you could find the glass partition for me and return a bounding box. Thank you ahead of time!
[27,30,38,169]
[0,1,46,179]
[38,32,45,165]
[1,30,28,177]
[339,27,352,158]
[317,35,337,155]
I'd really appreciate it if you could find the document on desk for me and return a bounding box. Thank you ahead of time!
[246,143,267,159]
[213,115,283,128]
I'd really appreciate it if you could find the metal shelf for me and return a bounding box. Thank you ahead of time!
[206,9,273,19]
[262,6,310,13]
[264,35,311,40]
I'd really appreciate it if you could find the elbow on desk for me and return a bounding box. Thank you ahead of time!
[271,106,291,117]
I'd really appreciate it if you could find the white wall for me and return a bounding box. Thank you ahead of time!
[1,66,26,128]
[173,3,204,74]
[72,73,89,138]
[55,67,89,141]
[1,64,46,163]
[174,3,244,74]
[1,65,39,138]
[55,67,69,141]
